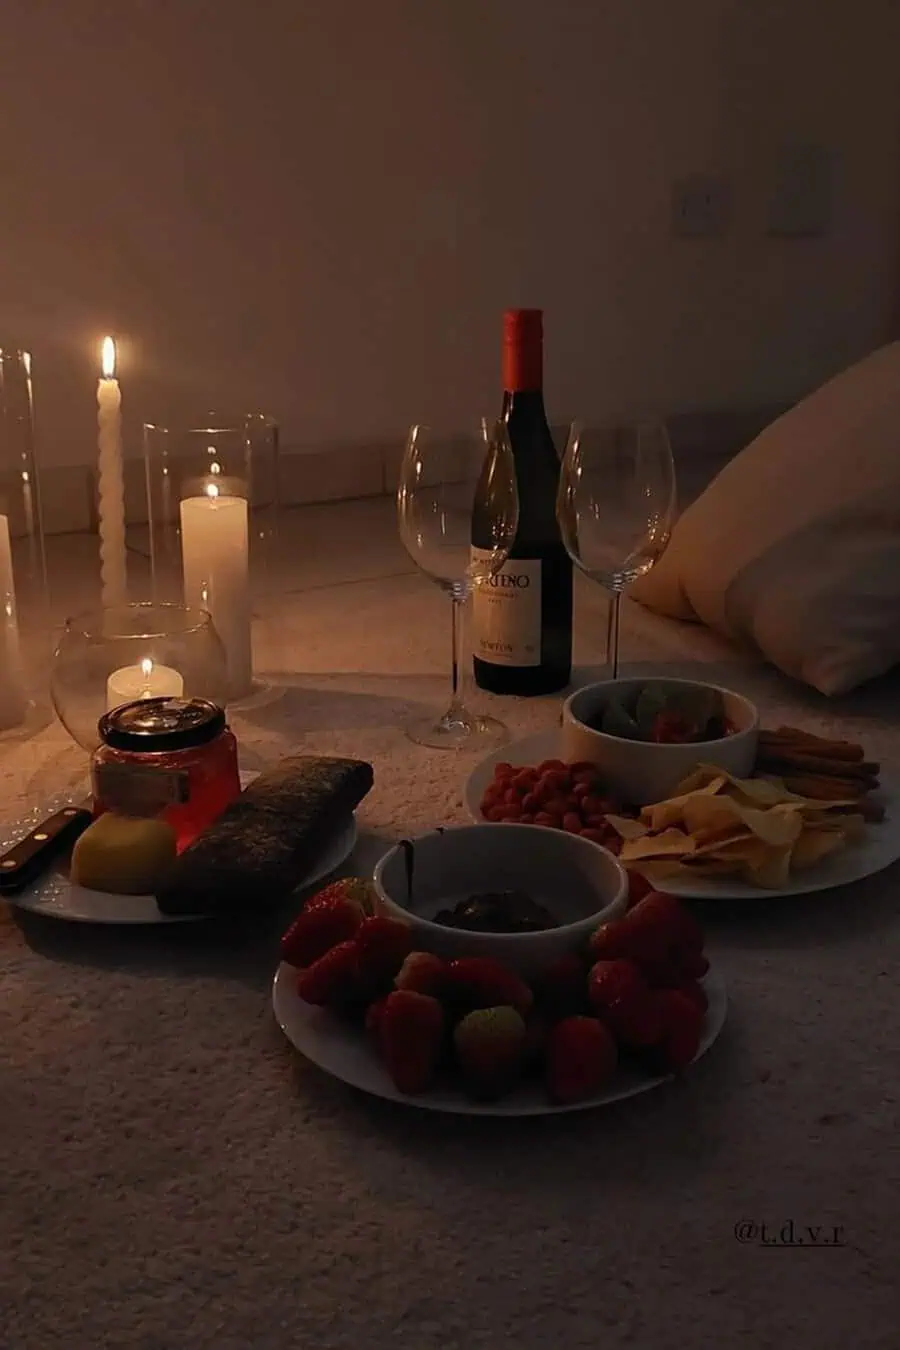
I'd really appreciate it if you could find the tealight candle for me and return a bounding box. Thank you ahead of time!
[106,657,183,710]
[180,483,252,699]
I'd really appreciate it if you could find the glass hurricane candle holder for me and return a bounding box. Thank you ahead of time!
[142,412,278,596]
[0,346,50,738]
[142,413,278,703]
[50,602,229,757]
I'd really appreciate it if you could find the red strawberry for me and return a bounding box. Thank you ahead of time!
[605,991,664,1048]
[588,917,634,963]
[587,958,649,1015]
[365,996,389,1047]
[379,990,444,1094]
[306,877,380,916]
[532,952,588,1020]
[281,893,364,968]
[354,914,413,984]
[444,957,533,1017]
[394,950,447,997]
[281,878,378,966]
[667,979,708,1014]
[632,891,704,952]
[296,940,360,1005]
[650,989,705,1072]
[546,1016,617,1104]
[674,948,710,980]
[453,1006,527,1100]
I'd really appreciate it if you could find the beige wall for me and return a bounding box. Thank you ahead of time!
[1,0,899,466]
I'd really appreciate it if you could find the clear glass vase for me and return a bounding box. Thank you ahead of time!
[0,347,50,738]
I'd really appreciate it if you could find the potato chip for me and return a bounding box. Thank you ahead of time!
[618,764,869,890]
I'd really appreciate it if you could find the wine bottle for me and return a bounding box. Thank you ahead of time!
[471,309,573,695]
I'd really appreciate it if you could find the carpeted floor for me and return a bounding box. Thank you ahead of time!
[2,500,899,1350]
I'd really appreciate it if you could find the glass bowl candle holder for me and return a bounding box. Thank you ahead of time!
[50,602,229,756]
[0,346,50,738]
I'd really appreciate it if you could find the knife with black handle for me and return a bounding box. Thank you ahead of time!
[0,806,93,895]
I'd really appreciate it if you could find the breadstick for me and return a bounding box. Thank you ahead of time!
[756,750,879,781]
[761,728,865,763]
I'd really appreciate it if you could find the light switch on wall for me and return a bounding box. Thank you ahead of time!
[671,175,732,237]
[767,144,834,238]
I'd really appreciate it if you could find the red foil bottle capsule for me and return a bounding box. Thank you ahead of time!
[91,697,242,851]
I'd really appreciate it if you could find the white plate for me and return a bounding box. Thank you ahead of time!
[272,961,727,1116]
[0,773,358,925]
[463,728,900,901]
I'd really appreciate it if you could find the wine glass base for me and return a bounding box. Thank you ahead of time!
[404,709,510,752]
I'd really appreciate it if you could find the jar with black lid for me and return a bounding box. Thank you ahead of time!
[91,697,242,850]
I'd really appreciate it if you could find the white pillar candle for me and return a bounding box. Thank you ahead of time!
[0,514,29,732]
[180,484,252,698]
[106,657,184,711]
[97,336,128,609]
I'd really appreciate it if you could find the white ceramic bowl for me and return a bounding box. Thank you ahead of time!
[372,823,628,978]
[561,676,759,807]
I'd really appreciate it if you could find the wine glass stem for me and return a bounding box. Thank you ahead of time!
[606,591,622,679]
[447,593,467,719]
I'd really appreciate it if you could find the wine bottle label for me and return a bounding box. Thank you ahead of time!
[470,548,541,667]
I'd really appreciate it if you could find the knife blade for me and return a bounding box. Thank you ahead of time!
[0,806,93,895]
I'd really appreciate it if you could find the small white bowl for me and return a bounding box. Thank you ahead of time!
[372,823,628,978]
[561,676,759,807]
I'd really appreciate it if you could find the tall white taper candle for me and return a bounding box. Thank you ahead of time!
[97,336,128,608]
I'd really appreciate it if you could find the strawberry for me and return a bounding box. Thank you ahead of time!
[633,891,704,953]
[443,957,533,1018]
[605,991,664,1048]
[296,940,360,1005]
[379,990,444,1095]
[453,1006,527,1100]
[394,950,447,998]
[587,958,649,1015]
[365,996,389,1047]
[354,914,413,984]
[673,948,710,980]
[280,877,376,967]
[588,917,634,963]
[307,877,380,915]
[532,952,588,1020]
[546,1016,617,1104]
[648,989,705,1072]
[667,979,708,1014]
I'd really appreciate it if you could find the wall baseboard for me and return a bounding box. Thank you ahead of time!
[33,404,784,536]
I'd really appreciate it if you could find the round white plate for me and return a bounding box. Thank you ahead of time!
[272,961,727,1116]
[1,773,358,925]
[463,728,900,901]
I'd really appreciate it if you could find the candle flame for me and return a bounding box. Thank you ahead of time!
[101,336,116,379]
[140,657,153,678]
[205,482,220,500]
[209,461,221,475]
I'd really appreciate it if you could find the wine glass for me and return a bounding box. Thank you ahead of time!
[557,420,677,678]
[397,419,519,749]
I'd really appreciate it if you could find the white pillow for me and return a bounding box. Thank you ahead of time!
[631,341,900,695]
